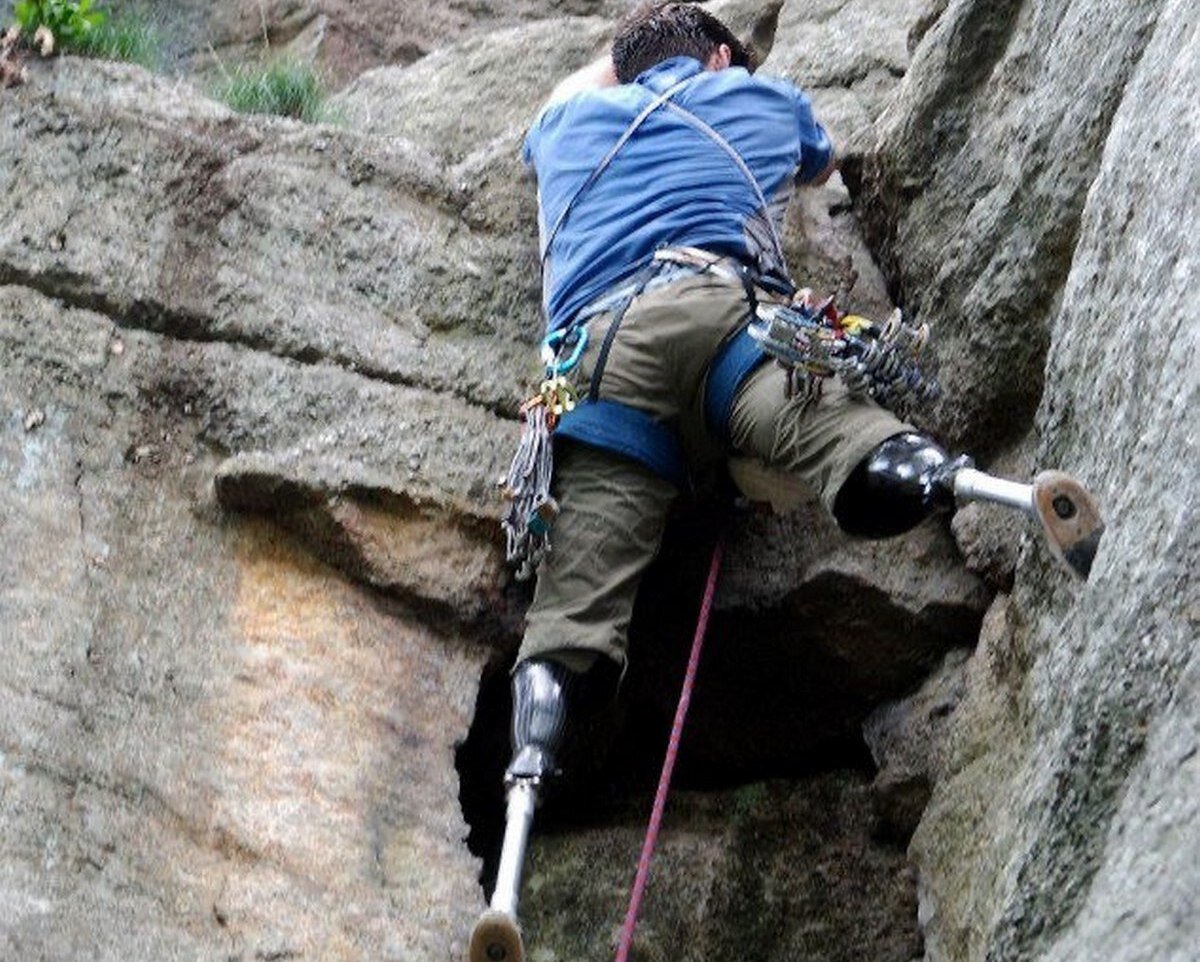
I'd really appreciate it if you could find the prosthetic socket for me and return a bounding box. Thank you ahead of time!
[505,656,619,788]
[833,432,973,537]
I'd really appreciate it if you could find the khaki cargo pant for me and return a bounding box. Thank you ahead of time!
[519,269,910,670]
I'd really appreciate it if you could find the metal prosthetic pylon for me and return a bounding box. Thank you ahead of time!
[469,656,597,962]
[467,779,538,962]
[953,468,1105,579]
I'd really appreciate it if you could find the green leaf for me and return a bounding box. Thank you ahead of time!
[14,1,37,31]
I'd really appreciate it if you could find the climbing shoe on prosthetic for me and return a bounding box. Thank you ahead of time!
[469,908,525,962]
[955,468,1104,579]
[504,655,619,789]
[833,432,973,538]
[1027,471,1103,578]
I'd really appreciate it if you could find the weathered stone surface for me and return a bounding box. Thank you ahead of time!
[519,775,921,962]
[333,18,613,158]
[0,287,488,960]
[765,0,933,152]
[767,0,936,314]
[859,0,1166,455]
[124,0,628,85]
[872,2,1200,960]
[864,646,972,841]
[3,0,1195,960]
[0,57,542,417]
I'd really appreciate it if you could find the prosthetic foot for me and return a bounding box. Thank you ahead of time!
[835,433,1103,579]
[955,467,1104,579]
[468,657,618,962]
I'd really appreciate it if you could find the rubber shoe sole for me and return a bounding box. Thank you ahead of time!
[1032,470,1105,579]
[469,909,525,962]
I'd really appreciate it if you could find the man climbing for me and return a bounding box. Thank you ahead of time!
[472,4,1102,960]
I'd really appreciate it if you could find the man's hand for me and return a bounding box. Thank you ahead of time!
[544,54,619,109]
[810,151,839,187]
[835,152,868,196]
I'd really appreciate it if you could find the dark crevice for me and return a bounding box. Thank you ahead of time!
[455,654,515,899]
[454,497,955,919]
[747,1,784,66]
[907,0,953,55]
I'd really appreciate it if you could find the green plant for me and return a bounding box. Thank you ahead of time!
[215,58,329,123]
[14,0,106,49]
[76,8,160,67]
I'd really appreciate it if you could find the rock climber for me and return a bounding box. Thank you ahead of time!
[472,3,1101,960]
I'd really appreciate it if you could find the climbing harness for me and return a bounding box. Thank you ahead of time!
[505,66,933,577]
[502,72,711,580]
[501,257,678,580]
[614,535,724,962]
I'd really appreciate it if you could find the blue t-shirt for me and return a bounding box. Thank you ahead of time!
[523,57,832,332]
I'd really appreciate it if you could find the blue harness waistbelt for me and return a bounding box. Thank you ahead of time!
[703,323,770,443]
[555,399,689,489]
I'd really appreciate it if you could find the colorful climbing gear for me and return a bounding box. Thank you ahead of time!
[541,325,589,377]
[748,299,937,414]
[706,295,939,439]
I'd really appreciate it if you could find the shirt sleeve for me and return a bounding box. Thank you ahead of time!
[522,99,564,171]
[793,89,834,183]
[522,119,540,170]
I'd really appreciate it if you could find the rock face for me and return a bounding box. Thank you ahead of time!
[126,0,629,85]
[0,1,1196,962]
[862,2,1199,961]
[0,284,490,959]
[859,0,1170,456]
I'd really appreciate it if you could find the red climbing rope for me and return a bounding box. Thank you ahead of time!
[614,536,724,962]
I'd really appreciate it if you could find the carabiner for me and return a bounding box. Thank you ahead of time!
[541,325,589,376]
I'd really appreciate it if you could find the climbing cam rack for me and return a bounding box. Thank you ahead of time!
[748,298,939,416]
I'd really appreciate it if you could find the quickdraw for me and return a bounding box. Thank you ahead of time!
[748,295,939,416]
[499,365,583,580]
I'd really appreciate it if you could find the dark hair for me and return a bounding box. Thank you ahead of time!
[612,2,753,83]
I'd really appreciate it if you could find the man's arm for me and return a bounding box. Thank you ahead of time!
[808,151,839,187]
[543,55,619,109]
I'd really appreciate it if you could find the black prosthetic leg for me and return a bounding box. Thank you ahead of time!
[470,656,619,962]
[833,432,972,537]
[833,432,1104,578]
